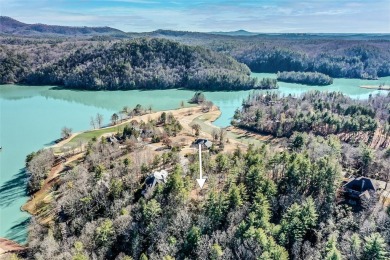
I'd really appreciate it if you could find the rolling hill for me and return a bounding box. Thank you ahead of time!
[0,16,127,37]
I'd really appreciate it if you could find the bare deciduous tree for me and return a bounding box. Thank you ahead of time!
[191,123,201,136]
[219,128,227,144]
[96,113,104,128]
[61,126,72,139]
[90,116,96,129]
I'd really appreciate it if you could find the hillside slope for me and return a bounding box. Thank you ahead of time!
[25,38,264,90]
[232,90,390,148]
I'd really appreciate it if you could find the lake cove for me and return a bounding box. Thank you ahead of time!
[1,73,390,243]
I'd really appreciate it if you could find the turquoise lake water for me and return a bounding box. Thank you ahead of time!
[1,73,389,243]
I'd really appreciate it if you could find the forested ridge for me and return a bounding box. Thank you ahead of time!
[24,113,390,260]
[25,38,261,90]
[1,38,279,91]
[143,31,390,80]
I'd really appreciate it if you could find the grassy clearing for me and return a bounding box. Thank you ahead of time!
[191,116,218,134]
[226,130,265,147]
[55,124,124,153]
[70,125,123,146]
[191,114,264,147]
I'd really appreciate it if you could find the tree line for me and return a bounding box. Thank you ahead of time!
[277,71,333,86]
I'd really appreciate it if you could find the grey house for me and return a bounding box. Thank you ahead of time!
[142,170,169,198]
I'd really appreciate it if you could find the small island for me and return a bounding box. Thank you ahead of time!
[277,71,333,86]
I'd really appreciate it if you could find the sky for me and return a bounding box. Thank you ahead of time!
[1,0,390,33]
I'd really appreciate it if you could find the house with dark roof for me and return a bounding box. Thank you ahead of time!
[142,170,169,198]
[107,136,118,144]
[191,139,213,149]
[342,177,377,206]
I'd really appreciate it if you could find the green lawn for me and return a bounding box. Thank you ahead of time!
[55,124,125,153]
[191,116,218,134]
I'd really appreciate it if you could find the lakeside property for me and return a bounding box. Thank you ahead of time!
[22,103,279,224]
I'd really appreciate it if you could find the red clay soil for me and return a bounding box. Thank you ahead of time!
[0,237,26,255]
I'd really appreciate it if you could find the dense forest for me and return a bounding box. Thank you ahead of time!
[231,45,390,79]
[0,37,100,85]
[1,37,279,91]
[24,38,257,90]
[277,71,333,86]
[24,113,390,259]
[144,31,390,80]
[0,45,30,83]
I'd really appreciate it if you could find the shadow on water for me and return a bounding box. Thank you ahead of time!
[6,218,30,244]
[43,140,57,146]
[0,168,28,208]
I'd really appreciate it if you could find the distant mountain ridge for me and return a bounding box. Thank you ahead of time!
[0,16,127,37]
[209,30,259,36]
[2,17,390,40]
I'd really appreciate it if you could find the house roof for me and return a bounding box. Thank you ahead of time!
[142,170,169,198]
[343,177,377,193]
[359,190,371,200]
[193,139,213,148]
[107,136,118,143]
[153,170,168,182]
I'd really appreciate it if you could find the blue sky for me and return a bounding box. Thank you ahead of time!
[2,0,390,32]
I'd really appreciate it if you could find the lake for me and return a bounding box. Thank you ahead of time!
[1,73,389,243]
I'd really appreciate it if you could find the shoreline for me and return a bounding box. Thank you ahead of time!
[51,104,197,154]
[360,85,390,90]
